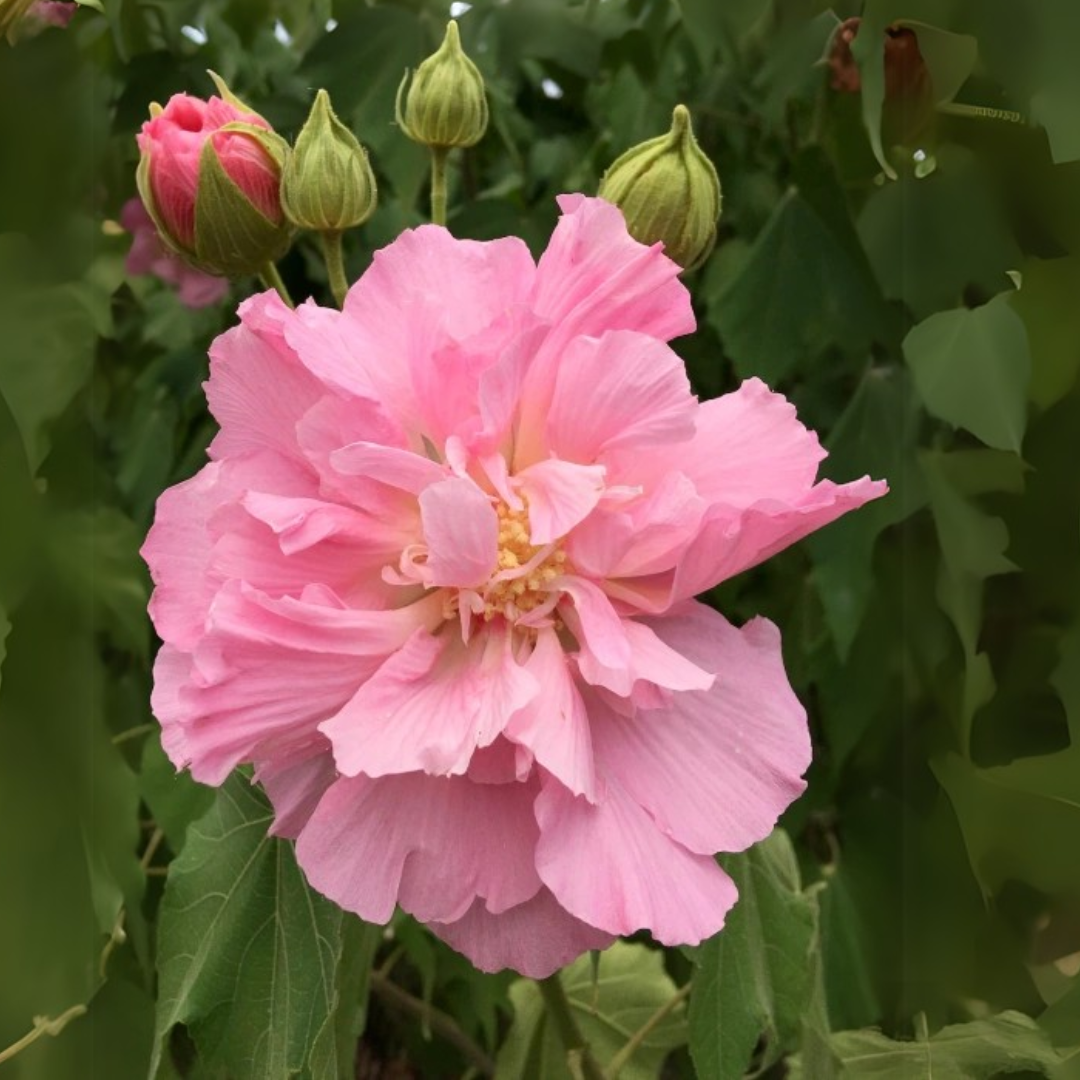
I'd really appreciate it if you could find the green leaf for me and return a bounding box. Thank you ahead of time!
[711,188,888,382]
[802,1011,1059,1078]
[139,734,214,852]
[904,296,1031,452]
[496,942,687,1080]
[150,775,368,1080]
[809,365,926,656]
[857,151,1021,320]
[922,451,1017,750]
[48,508,151,661]
[1010,256,1080,409]
[688,830,817,1080]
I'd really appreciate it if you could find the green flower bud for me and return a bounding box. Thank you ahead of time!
[396,20,488,150]
[282,90,377,233]
[598,105,722,273]
[192,122,293,277]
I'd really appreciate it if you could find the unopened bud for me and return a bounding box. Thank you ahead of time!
[282,90,377,233]
[396,21,488,150]
[598,105,721,273]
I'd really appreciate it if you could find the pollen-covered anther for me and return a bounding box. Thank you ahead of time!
[483,500,570,622]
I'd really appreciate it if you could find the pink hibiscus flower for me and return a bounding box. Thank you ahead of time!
[143,194,886,977]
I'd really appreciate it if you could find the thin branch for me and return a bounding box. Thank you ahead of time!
[607,982,692,1078]
[111,722,156,745]
[0,1004,87,1066]
[369,971,495,1077]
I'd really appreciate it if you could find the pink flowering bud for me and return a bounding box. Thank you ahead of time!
[136,73,292,277]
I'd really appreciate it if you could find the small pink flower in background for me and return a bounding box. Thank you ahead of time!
[28,1,76,28]
[143,194,886,976]
[137,92,282,253]
[121,198,229,309]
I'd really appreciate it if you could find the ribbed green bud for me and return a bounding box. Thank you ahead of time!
[598,105,722,273]
[396,20,488,150]
[281,90,377,233]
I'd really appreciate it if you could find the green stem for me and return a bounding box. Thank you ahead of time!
[607,982,691,1078]
[320,231,349,309]
[369,971,495,1077]
[430,146,450,227]
[537,974,608,1080]
[259,262,294,308]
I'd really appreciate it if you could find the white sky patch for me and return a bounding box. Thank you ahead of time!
[913,148,927,162]
[180,24,208,45]
[450,2,472,16]
[273,20,292,45]
[541,78,564,100]
[325,17,338,31]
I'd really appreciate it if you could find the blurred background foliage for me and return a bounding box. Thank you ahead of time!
[2,0,1080,1076]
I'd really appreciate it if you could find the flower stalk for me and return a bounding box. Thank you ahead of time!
[259,262,294,308]
[320,231,349,308]
[430,147,450,226]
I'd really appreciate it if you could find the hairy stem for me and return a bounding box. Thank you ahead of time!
[320,231,349,308]
[537,973,607,1080]
[430,146,450,227]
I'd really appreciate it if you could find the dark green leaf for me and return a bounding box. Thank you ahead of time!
[688,830,816,1079]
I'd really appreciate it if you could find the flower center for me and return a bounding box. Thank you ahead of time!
[481,500,568,623]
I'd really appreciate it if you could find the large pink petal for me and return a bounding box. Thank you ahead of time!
[530,195,694,346]
[333,228,536,442]
[295,772,543,925]
[545,330,697,464]
[670,476,888,603]
[322,625,539,779]
[142,452,318,651]
[429,888,614,978]
[505,628,599,802]
[535,776,738,945]
[589,603,809,856]
[159,583,442,784]
[419,477,498,588]
[205,291,327,466]
[514,458,606,544]
[514,196,695,465]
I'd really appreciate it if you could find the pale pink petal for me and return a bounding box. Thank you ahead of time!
[429,888,614,978]
[334,228,536,441]
[535,777,738,945]
[605,378,832,509]
[329,440,449,495]
[161,584,443,784]
[322,626,539,779]
[255,745,338,839]
[150,644,194,770]
[575,617,714,699]
[557,577,630,670]
[530,195,694,345]
[505,628,599,802]
[545,330,697,464]
[669,476,888,604]
[514,458,606,544]
[206,291,327,465]
[295,772,543,925]
[589,604,809,855]
[419,477,498,588]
